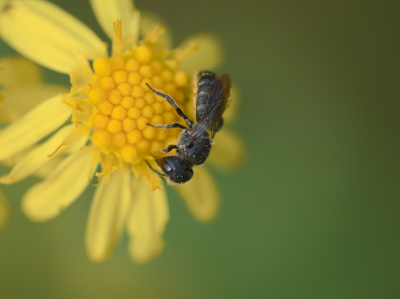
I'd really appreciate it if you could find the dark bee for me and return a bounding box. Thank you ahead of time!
[145,71,231,184]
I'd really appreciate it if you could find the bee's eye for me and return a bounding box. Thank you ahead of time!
[163,163,172,173]
[157,158,173,173]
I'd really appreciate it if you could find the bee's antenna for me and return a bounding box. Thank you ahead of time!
[145,160,166,177]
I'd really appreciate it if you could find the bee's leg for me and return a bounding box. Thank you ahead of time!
[160,144,178,153]
[146,83,193,128]
[145,160,166,178]
[146,122,187,130]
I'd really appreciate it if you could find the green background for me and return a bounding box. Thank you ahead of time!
[1,0,400,298]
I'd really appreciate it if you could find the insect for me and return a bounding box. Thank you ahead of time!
[145,71,231,184]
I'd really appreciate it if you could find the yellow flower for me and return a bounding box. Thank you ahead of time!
[0,0,244,262]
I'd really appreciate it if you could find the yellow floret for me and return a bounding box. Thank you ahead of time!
[174,71,189,87]
[139,65,153,79]
[117,83,132,96]
[137,139,150,153]
[160,69,173,82]
[127,130,142,144]
[151,76,164,89]
[163,101,173,111]
[99,77,116,92]
[121,96,134,109]
[121,144,138,163]
[107,119,122,134]
[131,86,144,98]
[164,83,177,97]
[111,106,127,120]
[128,107,141,119]
[150,140,162,153]
[110,56,125,71]
[151,115,163,125]
[93,57,111,77]
[88,88,106,104]
[140,78,151,90]
[174,91,185,104]
[151,102,164,114]
[150,61,163,74]
[136,116,148,130]
[144,92,156,105]
[97,100,114,115]
[125,58,139,72]
[111,132,127,147]
[134,98,145,109]
[143,126,156,139]
[112,70,128,84]
[142,106,154,118]
[108,90,122,105]
[93,114,109,130]
[128,72,141,85]
[156,129,168,141]
[123,118,136,132]
[135,45,153,64]
[164,112,175,123]
[92,130,111,149]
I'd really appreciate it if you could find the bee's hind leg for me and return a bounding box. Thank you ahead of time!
[146,83,193,128]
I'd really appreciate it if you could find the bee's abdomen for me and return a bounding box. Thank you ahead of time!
[197,71,217,95]
[195,71,217,120]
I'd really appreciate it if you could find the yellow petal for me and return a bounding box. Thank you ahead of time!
[176,167,220,222]
[85,169,132,262]
[0,95,71,160]
[180,32,224,75]
[0,188,11,228]
[127,178,169,263]
[0,56,43,86]
[90,0,135,40]
[0,0,104,73]
[33,154,65,179]
[140,11,173,48]
[0,125,75,184]
[208,129,246,171]
[0,84,68,123]
[21,150,93,222]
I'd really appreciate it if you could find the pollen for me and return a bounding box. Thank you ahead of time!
[89,42,190,163]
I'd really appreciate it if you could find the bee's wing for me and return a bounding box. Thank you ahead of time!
[189,74,231,140]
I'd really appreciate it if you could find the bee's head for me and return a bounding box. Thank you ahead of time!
[155,156,193,184]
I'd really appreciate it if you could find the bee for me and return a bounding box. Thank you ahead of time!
[145,71,231,184]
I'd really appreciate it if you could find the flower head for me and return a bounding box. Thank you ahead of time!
[0,0,245,263]
[65,22,198,190]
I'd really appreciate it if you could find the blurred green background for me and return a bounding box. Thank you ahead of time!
[1,0,400,298]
